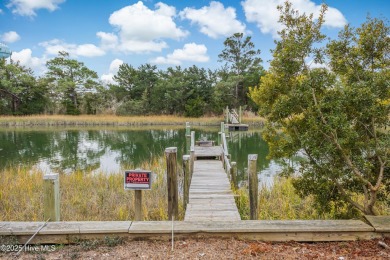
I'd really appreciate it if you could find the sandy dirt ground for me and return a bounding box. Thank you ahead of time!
[1,237,390,259]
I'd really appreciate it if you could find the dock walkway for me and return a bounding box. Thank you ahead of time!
[184,146,240,221]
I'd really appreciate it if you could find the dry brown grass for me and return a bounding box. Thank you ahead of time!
[0,115,222,126]
[0,156,184,221]
[235,176,389,220]
[0,114,266,127]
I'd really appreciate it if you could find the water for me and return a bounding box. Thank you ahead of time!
[0,126,284,186]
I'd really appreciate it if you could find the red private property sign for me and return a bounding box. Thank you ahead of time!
[124,170,152,190]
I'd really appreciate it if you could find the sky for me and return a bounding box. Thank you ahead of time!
[0,0,389,84]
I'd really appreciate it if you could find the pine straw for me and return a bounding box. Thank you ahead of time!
[5,237,390,259]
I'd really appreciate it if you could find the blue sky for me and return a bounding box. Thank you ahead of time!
[1,0,389,84]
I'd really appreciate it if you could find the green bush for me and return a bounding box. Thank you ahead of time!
[116,100,145,116]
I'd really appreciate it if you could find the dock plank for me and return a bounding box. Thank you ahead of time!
[185,158,240,221]
[194,146,223,159]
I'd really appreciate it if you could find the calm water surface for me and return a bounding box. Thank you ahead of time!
[0,126,283,186]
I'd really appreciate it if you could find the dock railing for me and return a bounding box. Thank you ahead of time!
[183,125,195,210]
[221,131,237,189]
[230,109,239,124]
[225,106,241,124]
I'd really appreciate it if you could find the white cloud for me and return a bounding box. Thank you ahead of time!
[11,48,46,73]
[100,1,188,53]
[242,0,347,38]
[0,9,3,14]
[7,0,66,16]
[180,1,246,39]
[75,44,105,57]
[151,43,209,65]
[108,58,123,73]
[1,31,21,43]
[97,32,118,50]
[40,39,105,57]
[101,59,124,84]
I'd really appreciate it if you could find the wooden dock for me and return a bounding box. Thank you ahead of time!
[225,107,248,131]
[184,143,240,221]
[226,123,249,131]
[194,146,223,160]
[184,160,240,221]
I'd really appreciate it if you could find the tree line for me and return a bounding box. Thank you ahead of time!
[0,33,263,117]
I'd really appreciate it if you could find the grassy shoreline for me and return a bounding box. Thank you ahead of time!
[0,115,266,127]
[2,159,387,221]
[0,157,180,221]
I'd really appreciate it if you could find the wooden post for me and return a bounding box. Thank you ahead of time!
[183,155,190,210]
[186,122,191,154]
[248,154,258,220]
[185,122,190,136]
[239,106,242,124]
[225,106,229,124]
[190,131,195,149]
[43,174,60,222]
[190,131,195,179]
[166,147,178,220]
[225,154,231,171]
[222,132,229,155]
[134,190,143,221]
[230,161,238,190]
[186,136,190,154]
[221,122,225,134]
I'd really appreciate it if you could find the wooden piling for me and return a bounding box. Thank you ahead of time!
[185,122,190,136]
[186,122,191,154]
[239,106,242,124]
[43,174,60,222]
[165,147,178,220]
[190,131,195,178]
[134,190,143,221]
[225,106,229,124]
[190,131,195,148]
[248,154,258,220]
[183,155,190,210]
[230,161,237,190]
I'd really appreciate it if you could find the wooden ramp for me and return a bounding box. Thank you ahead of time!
[184,159,240,221]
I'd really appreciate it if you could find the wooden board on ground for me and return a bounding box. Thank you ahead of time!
[128,220,377,242]
[129,220,374,233]
[0,220,380,243]
[0,221,132,236]
[0,222,45,235]
[365,215,390,232]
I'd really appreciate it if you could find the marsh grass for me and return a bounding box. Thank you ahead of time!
[0,156,185,221]
[0,115,222,127]
[235,176,390,220]
[234,178,334,220]
[0,115,266,127]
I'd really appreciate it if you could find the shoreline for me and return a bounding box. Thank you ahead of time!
[0,115,265,127]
